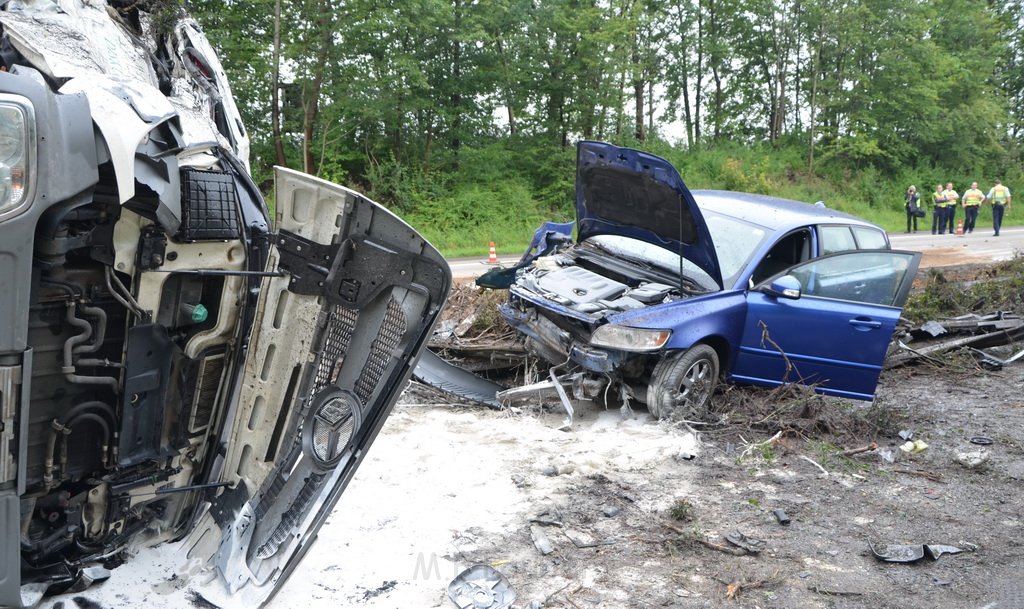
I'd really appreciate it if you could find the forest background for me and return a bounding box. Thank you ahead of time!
[190,0,1024,255]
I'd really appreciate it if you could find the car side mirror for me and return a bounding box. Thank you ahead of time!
[762,275,801,300]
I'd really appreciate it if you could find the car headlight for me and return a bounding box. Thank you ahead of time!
[0,94,36,219]
[590,324,672,352]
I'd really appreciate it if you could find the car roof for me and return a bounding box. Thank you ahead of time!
[693,190,879,232]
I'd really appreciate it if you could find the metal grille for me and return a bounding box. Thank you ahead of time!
[255,473,324,559]
[354,298,407,402]
[312,305,358,394]
[311,397,355,463]
[189,354,225,433]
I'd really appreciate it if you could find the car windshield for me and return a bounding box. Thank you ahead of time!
[586,235,718,290]
[586,209,766,290]
[702,210,770,285]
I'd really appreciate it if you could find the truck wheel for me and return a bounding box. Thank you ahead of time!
[647,345,719,421]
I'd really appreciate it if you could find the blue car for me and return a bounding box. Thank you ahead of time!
[500,141,920,419]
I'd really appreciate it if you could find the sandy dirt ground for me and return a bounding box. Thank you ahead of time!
[38,259,1024,609]
[40,359,1024,609]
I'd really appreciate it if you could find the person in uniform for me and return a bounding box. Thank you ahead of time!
[932,183,946,235]
[987,179,1012,236]
[942,182,960,234]
[961,181,985,234]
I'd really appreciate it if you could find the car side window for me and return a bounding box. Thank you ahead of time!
[786,251,917,307]
[819,225,856,254]
[852,227,887,249]
[751,228,812,284]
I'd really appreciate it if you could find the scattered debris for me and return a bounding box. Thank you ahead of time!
[970,345,1024,370]
[530,509,564,527]
[717,572,781,599]
[900,439,929,454]
[878,447,899,464]
[530,525,555,556]
[925,543,972,559]
[969,436,994,446]
[798,454,829,477]
[898,430,914,441]
[890,312,1024,368]
[919,320,947,337]
[808,584,865,596]
[893,468,944,482]
[954,449,991,469]
[694,536,750,557]
[412,350,505,408]
[447,565,516,609]
[600,504,622,518]
[841,442,878,457]
[869,543,926,563]
[563,528,616,549]
[724,531,767,554]
[870,542,974,563]
[361,580,398,601]
[772,509,791,525]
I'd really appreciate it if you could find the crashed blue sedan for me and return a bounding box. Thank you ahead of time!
[499,141,920,419]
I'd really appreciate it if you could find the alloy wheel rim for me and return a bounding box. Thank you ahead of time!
[678,359,712,409]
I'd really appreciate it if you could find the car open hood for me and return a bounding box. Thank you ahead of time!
[575,141,722,288]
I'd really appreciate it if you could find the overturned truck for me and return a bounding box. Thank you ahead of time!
[1,2,448,607]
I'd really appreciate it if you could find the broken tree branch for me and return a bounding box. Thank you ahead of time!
[893,468,944,482]
[696,538,749,556]
[841,441,878,456]
[739,430,784,461]
[799,454,829,477]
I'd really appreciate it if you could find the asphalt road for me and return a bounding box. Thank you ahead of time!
[448,225,1024,279]
[889,225,1024,268]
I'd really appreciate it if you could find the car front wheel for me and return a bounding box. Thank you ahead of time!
[647,345,719,421]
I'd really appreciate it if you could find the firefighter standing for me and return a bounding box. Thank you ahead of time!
[942,182,960,234]
[961,181,985,234]
[932,184,947,235]
[987,179,1012,236]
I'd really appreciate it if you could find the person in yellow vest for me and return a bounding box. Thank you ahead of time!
[961,181,985,234]
[987,179,1012,236]
[942,182,959,235]
[931,183,947,235]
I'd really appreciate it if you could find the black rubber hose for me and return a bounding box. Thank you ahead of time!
[74,304,107,356]
[62,302,92,367]
[58,400,115,428]
[62,303,119,392]
[62,412,111,471]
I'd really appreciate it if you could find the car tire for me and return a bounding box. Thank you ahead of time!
[647,345,719,421]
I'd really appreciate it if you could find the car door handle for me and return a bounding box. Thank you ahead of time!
[849,318,882,330]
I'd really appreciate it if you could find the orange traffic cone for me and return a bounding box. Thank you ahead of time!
[485,242,499,264]
[956,219,964,236]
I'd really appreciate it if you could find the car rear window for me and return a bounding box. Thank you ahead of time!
[852,227,887,249]
[820,225,856,254]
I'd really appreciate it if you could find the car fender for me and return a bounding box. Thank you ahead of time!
[604,290,747,365]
